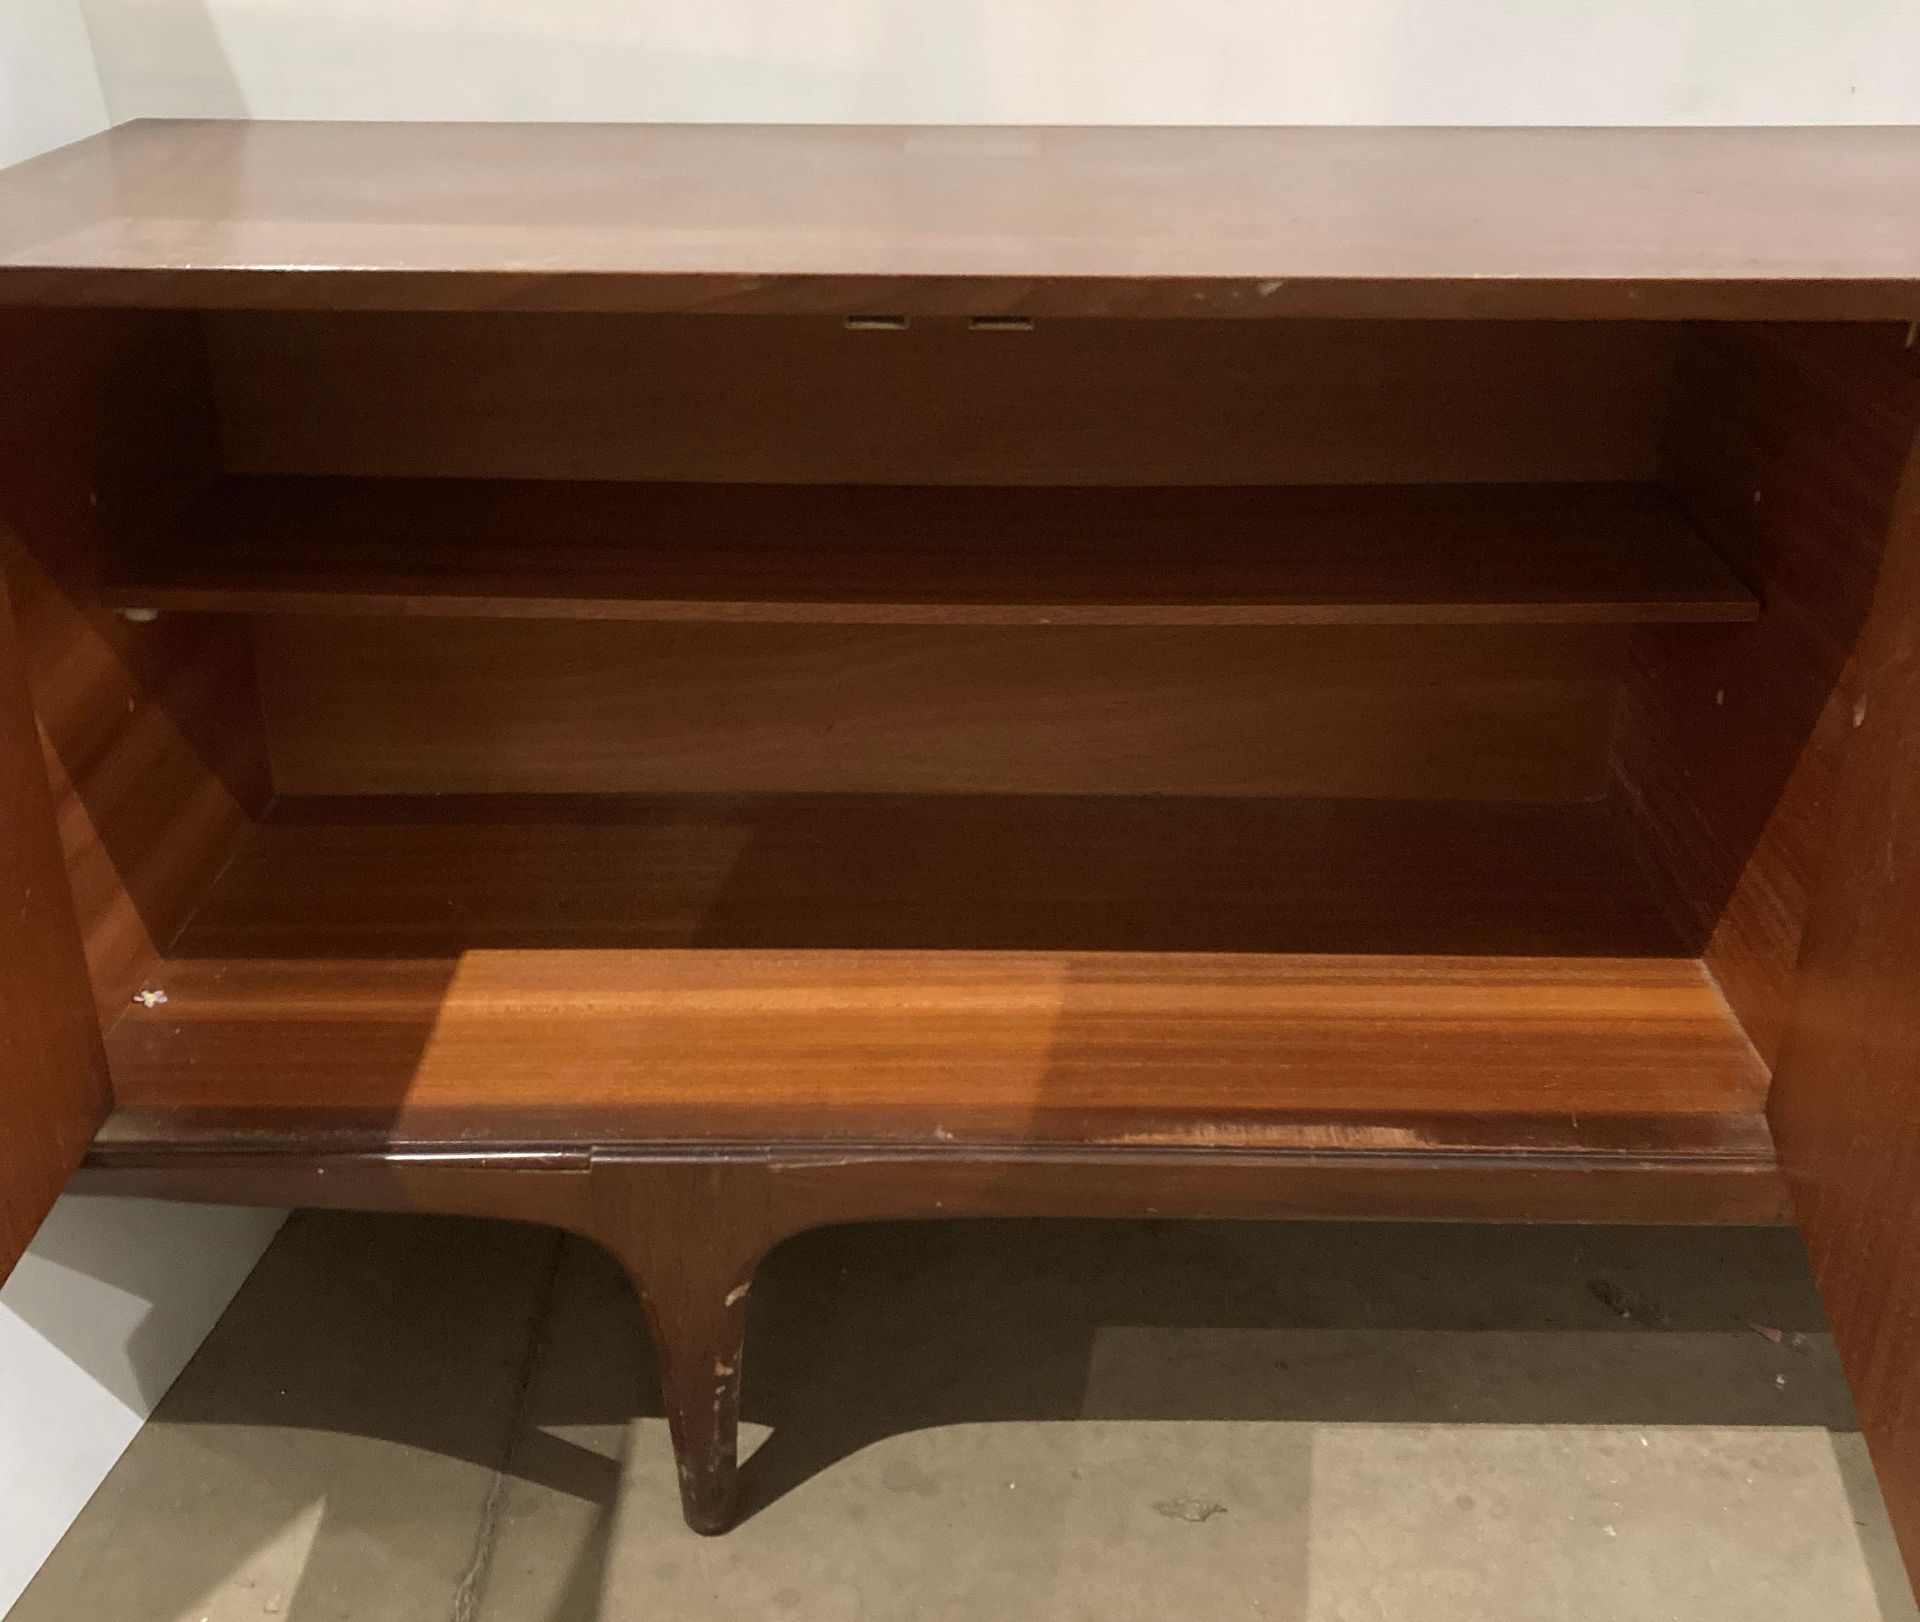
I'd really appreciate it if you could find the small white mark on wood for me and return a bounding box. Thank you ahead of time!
[133,987,169,1008]
[1714,689,1726,707]
[1257,280,1285,296]
[117,607,160,624]
[1854,696,1869,728]
[1907,321,1918,350]
[715,1359,736,1378]
[1751,489,1764,505]
[724,1282,751,1308]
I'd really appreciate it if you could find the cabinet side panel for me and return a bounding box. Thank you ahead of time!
[0,310,271,1020]
[1768,388,1920,1589]
[1612,323,1920,1064]
[0,574,109,1278]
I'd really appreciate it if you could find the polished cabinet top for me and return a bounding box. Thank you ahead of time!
[2,120,1919,316]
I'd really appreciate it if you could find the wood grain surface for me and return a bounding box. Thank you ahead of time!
[254,619,1626,800]
[1768,342,1920,1584]
[0,309,269,1020]
[0,577,110,1278]
[104,792,1766,1151]
[105,948,1768,1151]
[2,123,1919,317]
[1613,323,1920,1063]
[171,793,1684,959]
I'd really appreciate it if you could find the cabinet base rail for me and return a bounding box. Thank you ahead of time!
[77,1136,1783,1534]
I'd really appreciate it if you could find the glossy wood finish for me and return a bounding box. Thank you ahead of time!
[210,315,1675,488]
[6,119,1920,1553]
[116,478,1754,628]
[0,309,270,1020]
[3,123,1920,318]
[101,792,1766,1157]
[1613,324,1920,1063]
[255,619,1626,800]
[1768,363,1920,1580]
[0,576,111,1275]
[108,948,1771,1150]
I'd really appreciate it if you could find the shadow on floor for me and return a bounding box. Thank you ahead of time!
[10,1214,1911,1622]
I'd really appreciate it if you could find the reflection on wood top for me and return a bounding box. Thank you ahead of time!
[3,122,1920,316]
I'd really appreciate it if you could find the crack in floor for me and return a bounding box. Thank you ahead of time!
[451,1230,569,1622]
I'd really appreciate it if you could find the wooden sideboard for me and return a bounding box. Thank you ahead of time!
[1,121,1918,1556]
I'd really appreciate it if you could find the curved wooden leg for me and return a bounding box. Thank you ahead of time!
[590,1158,772,1535]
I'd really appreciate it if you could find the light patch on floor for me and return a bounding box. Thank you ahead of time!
[173,1498,326,1622]
[1306,1425,1886,1622]
[10,1216,1919,1622]
[602,1421,1896,1622]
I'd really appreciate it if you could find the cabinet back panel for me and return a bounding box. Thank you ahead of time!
[208,315,1673,487]
[257,619,1621,800]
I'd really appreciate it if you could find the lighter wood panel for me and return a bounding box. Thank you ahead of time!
[105,948,1769,1148]
[256,619,1624,800]
[108,792,1753,1148]
[208,314,1673,487]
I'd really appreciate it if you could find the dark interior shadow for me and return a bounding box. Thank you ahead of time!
[174,791,1684,961]
[1616,324,1903,962]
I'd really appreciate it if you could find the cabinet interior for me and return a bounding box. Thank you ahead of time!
[12,308,1909,1187]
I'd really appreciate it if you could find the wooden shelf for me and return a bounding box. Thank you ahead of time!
[110,479,1758,628]
[3,123,1920,319]
[103,794,1770,1161]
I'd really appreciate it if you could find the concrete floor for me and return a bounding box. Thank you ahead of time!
[10,1214,1917,1622]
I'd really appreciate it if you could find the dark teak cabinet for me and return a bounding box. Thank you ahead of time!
[1,121,1919,1554]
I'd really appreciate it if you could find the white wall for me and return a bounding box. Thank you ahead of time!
[0,1201,284,1615]
[0,0,107,152]
[0,10,285,1613]
[76,0,1920,126]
